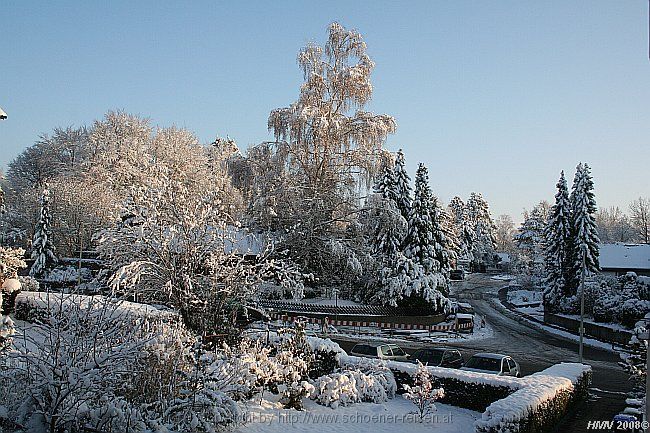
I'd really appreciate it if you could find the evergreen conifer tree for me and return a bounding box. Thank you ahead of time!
[569,163,600,292]
[393,149,412,222]
[543,171,571,312]
[30,188,58,277]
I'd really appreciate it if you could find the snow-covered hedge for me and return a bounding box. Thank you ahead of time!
[341,355,591,433]
[342,356,518,411]
[476,363,591,433]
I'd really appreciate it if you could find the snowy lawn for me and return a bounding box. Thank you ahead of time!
[507,289,542,307]
[237,395,479,433]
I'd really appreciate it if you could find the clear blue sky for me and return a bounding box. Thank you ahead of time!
[2,0,649,220]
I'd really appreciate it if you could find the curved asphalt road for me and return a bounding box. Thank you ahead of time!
[333,274,630,432]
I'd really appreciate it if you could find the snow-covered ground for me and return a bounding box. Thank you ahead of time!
[236,395,479,433]
[514,305,544,320]
[300,297,364,307]
[494,299,619,352]
[490,274,515,281]
[507,289,542,307]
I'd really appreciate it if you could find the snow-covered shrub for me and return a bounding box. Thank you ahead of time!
[620,320,648,418]
[162,345,243,433]
[311,371,361,408]
[619,298,650,329]
[42,264,93,284]
[0,293,14,346]
[274,324,315,410]
[307,336,346,379]
[476,364,591,433]
[0,292,245,433]
[357,363,397,401]
[0,246,26,282]
[17,275,38,292]
[592,273,650,328]
[402,361,445,422]
[311,365,396,408]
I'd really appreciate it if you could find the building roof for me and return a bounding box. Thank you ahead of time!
[599,243,650,271]
[496,252,511,263]
[223,227,266,255]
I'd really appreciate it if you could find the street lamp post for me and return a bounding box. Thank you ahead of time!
[333,288,339,325]
[579,244,586,363]
[638,314,650,429]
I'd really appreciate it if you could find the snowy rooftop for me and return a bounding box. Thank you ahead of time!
[599,243,650,271]
[496,252,511,263]
[223,227,266,255]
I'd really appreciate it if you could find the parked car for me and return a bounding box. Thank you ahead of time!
[350,342,410,362]
[460,353,521,377]
[450,269,465,280]
[409,348,464,368]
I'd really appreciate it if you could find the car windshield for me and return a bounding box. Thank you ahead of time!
[415,350,443,365]
[465,356,501,372]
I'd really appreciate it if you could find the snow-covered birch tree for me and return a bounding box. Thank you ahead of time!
[262,22,396,283]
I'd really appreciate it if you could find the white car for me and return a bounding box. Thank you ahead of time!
[460,353,521,377]
[350,343,410,362]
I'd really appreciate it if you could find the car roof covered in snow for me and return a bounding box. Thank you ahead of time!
[599,243,650,271]
[472,353,508,359]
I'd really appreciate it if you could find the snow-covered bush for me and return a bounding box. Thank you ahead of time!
[274,325,315,410]
[42,264,93,284]
[17,275,38,292]
[310,366,396,408]
[0,295,14,346]
[307,336,346,379]
[403,361,445,422]
[592,273,650,328]
[0,246,26,283]
[311,371,361,408]
[620,320,647,419]
[0,293,245,433]
[162,346,243,433]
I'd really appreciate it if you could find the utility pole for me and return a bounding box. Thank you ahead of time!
[579,243,586,363]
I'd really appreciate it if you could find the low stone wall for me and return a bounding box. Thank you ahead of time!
[544,312,632,346]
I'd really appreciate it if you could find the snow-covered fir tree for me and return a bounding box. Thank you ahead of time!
[363,157,409,306]
[448,196,475,264]
[374,158,399,204]
[514,201,549,286]
[569,163,600,292]
[543,171,572,312]
[29,187,58,277]
[393,149,412,221]
[402,164,448,310]
[369,160,406,261]
[430,197,455,287]
[466,192,497,269]
[406,164,437,273]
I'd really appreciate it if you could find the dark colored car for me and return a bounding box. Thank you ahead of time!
[409,348,464,368]
[450,269,465,280]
